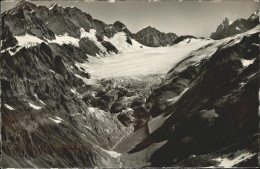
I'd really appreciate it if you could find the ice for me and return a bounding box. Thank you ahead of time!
[29,102,42,110]
[82,38,211,79]
[4,104,15,110]
[236,26,240,31]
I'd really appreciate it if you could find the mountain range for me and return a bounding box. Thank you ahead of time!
[210,10,259,39]
[0,1,259,168]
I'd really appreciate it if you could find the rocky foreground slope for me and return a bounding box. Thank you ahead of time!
[0,1,259,168]
[138,25,259,167]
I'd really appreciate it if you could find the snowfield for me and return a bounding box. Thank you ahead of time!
[78,38,212,79]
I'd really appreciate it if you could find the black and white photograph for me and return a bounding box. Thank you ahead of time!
[0,0,259,168]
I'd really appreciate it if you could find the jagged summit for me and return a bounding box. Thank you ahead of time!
[1,1,181,47]
[139,26,158,32]
[248,9,259,22]
[113,21,133,37]
[49,3,62,10]
[113,21,126,28]
[4,0,38,14]
[210,10,259,40]
[222,17,232,27]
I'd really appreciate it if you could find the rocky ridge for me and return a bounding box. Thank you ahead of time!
[133,26,178,47]
[210,10,259,40]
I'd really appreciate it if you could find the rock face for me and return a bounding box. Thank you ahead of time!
[210,10,259,40]
[0,1,136,167]
[133,26,178,47]
[172,35,198,44]
[132,25,259,167]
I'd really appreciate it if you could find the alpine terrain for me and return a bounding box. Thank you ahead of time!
[0,1,259,168]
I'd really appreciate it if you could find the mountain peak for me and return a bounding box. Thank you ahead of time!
[248,9,259,21]
[113,21,126,28]
[145,26,155,29]
[223,17,232,27]
[49,3,62,10]
[6,0,37,14]
[139,26,159,33]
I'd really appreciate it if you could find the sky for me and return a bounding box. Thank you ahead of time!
[1,0,259,37]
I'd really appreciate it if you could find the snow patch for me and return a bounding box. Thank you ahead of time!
[49,116,63,124]
[167,88,189,103]
[49,69,56,74]
[29,102,42,110]
[15,34,45,48]
[50,33,80,47]
[74,74,96,85]
[80,28,107,52]
[102,148,121,159]
[4,104,15,110]
[241,58,255,67]
[214,150,255,167]
[15,33,79,48]
[104,32,146,53]
[84,125,93,131]
[1,46,22,56]
[70,88,77,93]
[34,94,46,105]
[148,114,168,134]
[86,107,107,121]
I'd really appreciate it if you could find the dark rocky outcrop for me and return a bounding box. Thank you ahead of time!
[173,35,197,44]
[101,41,118,54]
[133,26,178,47]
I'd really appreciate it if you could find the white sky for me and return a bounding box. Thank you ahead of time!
[1,0,259,37]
